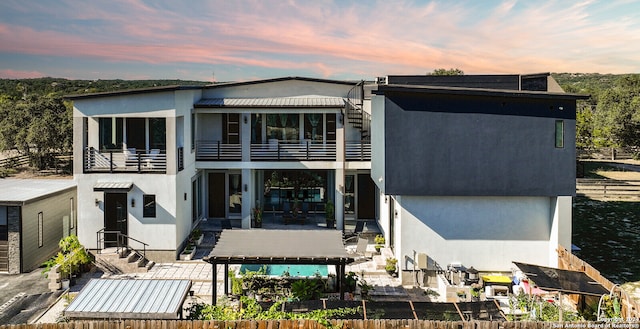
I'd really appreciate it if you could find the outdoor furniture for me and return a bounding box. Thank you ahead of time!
[343,220,365,243]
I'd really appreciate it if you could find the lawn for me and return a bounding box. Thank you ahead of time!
[572,197,640,284]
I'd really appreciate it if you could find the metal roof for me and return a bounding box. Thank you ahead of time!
[93,181,133,191]
[0,179,76,205]
[206,230,354,265]
[374,84,590,100]
[195,96,345,108]
[513,262,610,296]
[64,279,192,320]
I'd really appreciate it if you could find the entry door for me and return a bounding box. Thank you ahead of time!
[357,174,376,219]
[104,193,128,248]
[208,173,226,218]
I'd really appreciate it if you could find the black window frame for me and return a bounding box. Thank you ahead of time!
[143,194,156,218]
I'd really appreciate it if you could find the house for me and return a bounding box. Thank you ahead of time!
[68,73,585,276]
[68,77,375,262]
[371,74,588,278]
[0,179,77,274]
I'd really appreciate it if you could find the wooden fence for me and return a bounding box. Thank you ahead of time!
[1,319,632,329]
[0,154,30,168]
[576,178,640,199]
[557,245,640,319]
[578,147,639,161]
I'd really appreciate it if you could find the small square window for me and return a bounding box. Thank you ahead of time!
[143,195,156,218]
[555,120,564,148]
[38,212,43,247]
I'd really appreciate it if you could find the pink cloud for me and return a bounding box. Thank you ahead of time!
[0,69,46,79]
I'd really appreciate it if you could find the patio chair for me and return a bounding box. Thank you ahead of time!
[343,220,365,243]
[354,237,372,259]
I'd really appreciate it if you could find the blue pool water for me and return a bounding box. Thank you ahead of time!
[239,264,329,277]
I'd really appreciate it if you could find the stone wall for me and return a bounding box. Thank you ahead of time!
[7,206,20,274]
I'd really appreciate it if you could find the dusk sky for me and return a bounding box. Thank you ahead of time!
[1,0,639,82]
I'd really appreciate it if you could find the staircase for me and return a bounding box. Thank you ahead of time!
[346,81,371,141]
[92,247,154,275]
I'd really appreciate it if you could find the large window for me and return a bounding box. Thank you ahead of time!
[143,195,156,218]
[304,114,323,142]
[99,118,123,150]
[555,120,564,148]
[262,170,329,211]
[98,117,166,151]
[266,114,299,142]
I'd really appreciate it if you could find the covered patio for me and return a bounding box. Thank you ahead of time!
[203,229,355,305]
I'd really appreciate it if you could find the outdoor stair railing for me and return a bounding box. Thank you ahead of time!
[96,228,148,263]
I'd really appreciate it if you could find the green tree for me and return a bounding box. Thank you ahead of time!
[0,94,72,169]
[592,75,640,147]
[429,68,464,76]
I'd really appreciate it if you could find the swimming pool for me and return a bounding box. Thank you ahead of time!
[239,264,332,277]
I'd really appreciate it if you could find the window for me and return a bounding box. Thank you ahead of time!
[304,114,323,143]
[149,118,166,150]
[191,112,196,151]
[38,212,43,247]
[70,198,75,229]
[99,118,123,150]
[555,120,564,148]
[143,195,156,218]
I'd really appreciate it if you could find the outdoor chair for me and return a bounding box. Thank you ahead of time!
[343,220,365,243]
[349,237,372,259]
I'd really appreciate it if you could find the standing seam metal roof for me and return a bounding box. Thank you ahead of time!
[195,97,345,108]
[64,279,191,319]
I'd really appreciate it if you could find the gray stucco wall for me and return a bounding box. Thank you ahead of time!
[377,92,576,196]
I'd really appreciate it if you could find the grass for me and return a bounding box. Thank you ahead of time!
[579,161,628,179]
[572,197,640,284]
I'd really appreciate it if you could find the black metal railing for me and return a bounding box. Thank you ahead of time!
[84,147,167,173]
[195,140,242,161]
[96,228,148,261]
[251,141,336,161]
[345,140,371,161]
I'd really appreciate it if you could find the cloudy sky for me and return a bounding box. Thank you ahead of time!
[0,0,638,82]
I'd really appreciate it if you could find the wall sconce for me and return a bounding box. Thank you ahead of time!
[184,192,187,200]
[131,198,135,207]
[95,198,100,207]
[244,184,248,192]
[385,196,388,204]
[243,115,248,124]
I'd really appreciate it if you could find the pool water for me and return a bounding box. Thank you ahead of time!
[239,264,329,277]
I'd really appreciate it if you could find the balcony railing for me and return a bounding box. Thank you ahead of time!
[251,141,336,161]
[195,140,242,161]
[84,147,167,173]
[345,141,371,161]
[195,140,371,162]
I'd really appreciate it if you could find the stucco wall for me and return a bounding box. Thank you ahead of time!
[379,92,576,196]
[396,196,564,272]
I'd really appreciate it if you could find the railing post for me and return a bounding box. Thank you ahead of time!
[217,141,221,160]
[137,153,142,173]
[277,143,281,160]
[360,140,365,160]
[306,141,310,160]
[109,151,114,173]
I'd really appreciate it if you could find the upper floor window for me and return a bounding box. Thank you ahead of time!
[555,120,564,148]
[98,117,166,151]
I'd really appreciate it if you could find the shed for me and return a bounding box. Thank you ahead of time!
[64,278,192,320]
[0,179,76,273]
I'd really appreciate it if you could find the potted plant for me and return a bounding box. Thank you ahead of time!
[385,257,398,276]
[252,206,263,228]
[343,271,359,293]
[374,234,385,253]
[325,201,335,228]
[190,228,203,245]
[180,242,196,260]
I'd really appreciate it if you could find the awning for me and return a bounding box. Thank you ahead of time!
[93,181,133,192]
[64,279,191,320]
[205,229,354,265]
[513,262,610,296]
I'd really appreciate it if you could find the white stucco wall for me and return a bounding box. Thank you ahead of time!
[395,196,567,273]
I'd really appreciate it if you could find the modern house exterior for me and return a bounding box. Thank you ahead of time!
[69,73,585,275]
[69,77,374,262]
[0,179,77,274]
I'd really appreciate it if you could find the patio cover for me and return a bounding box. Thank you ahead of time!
[205,229,354,264]
[513,262,610,296]
[204,230,355,304]
[64,279,191,320]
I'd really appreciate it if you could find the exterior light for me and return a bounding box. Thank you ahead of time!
[131,198,135,207]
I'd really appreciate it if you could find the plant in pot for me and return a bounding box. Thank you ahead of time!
[252,206,263,228]
[374,234,385,253]
[325,201,335,228]
[343,271,359,293]
[357,272,374,299]
[385,257,398,277]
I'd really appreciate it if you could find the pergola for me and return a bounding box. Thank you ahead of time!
[203,229,355,305]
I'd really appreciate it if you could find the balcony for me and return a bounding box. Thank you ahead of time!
[195,141,242,161]
[84,147,167,173]
[251,141,336,161]
[345,141,371,161]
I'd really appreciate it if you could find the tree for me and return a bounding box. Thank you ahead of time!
[429,68,464,76]
[592,75,640,148]
[0,94,72,169]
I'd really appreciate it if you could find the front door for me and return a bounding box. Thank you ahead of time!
[208,173,226,218]
[104,193,128,248]
[357,174,376,219]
